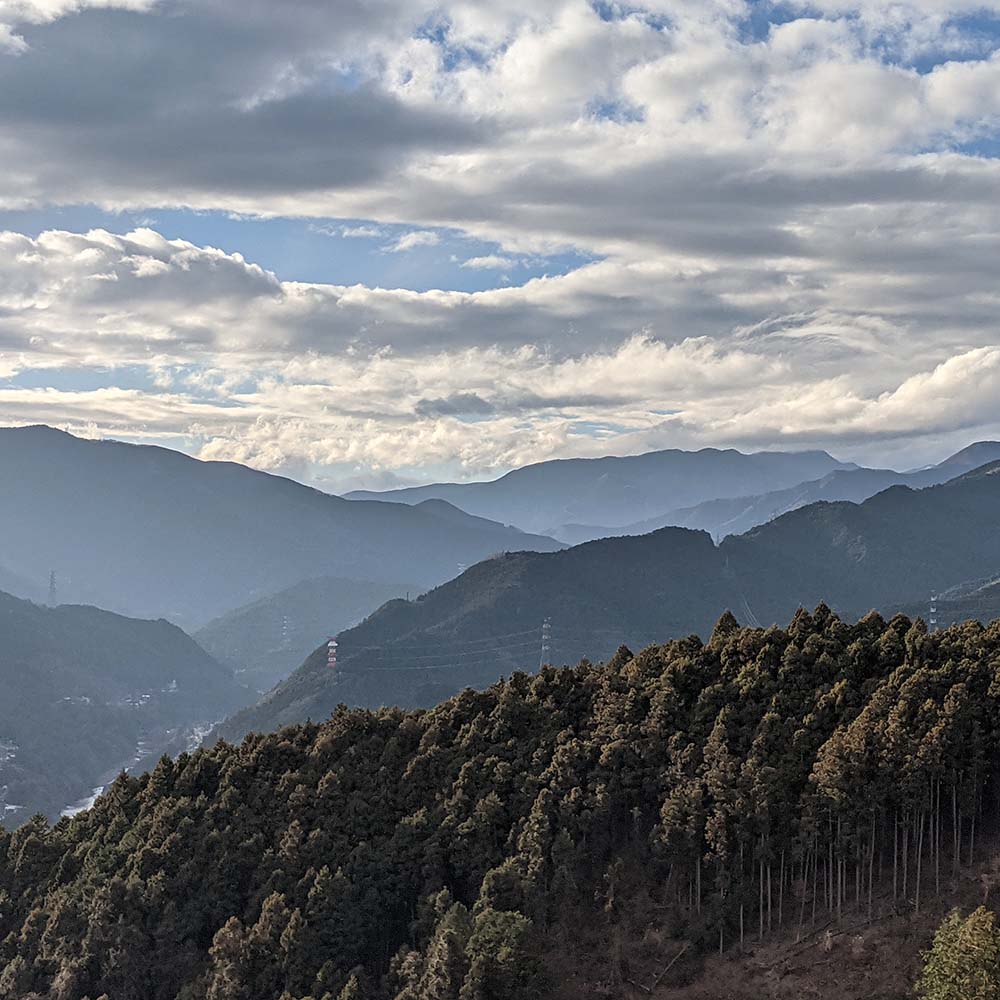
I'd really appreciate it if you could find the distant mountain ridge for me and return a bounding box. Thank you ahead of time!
[221,460,1000,738]
[346,446,852,534]
[555,441,1000,543]
[0,426,561,628]
[195,575,421,693]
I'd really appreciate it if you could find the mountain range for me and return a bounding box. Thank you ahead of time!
[221,460,1000,738]
[554,440,1000,543]
[351,441,1000,543]
[0,590,247,822]
[0,426,561,629]
[347,446,852,534]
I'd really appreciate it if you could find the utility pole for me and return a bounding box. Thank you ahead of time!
[48,571,57,608]
[539,618,551,669]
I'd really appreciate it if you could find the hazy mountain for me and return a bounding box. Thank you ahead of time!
[346,447,852,534]
[222,461,1000,737]
[552,441,1000,544]
[0,426,561,629]
[195,575,421,693]
[0,591,247,823]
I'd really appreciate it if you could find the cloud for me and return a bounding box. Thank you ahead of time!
[1,2,1000,478]
[461,255,515,269]
[337,224,384,238]
[2,225,1000,478]
[384,230,441,253]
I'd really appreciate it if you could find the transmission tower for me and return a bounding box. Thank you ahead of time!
[539,618,551,669]
[929,593,938,633]
[48,571,57,608]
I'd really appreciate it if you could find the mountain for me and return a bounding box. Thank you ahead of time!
[346,447,852,534]
[0,590,247,823]
[222,461,1000,737]
[0,426,561,629]
[4,609,998,1000]
[722,460,1000,627]
[195,576,421,693]
[218,527,730,736]
[553,440,1000,544]
[927,439,1000,475]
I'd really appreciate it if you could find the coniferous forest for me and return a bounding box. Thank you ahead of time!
[3,606,1000,999]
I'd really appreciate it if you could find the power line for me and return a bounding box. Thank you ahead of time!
[338,620,551,676]
[345,650,543,673]
[371,627,542,654]
[362,638,541,664]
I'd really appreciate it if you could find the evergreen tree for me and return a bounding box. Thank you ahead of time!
[917,907,1000,1000]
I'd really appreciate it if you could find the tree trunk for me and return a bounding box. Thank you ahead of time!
[696,854,702,915]
[767,862,773,934]
[868,817,875,920]
[759,854,765,942]
[915,810,925,914]
[779,850,785,930]
[953,783,959,877]
[935,779,941,897]
[798,847,809,941]
[893,811,898,901]
[902,813,909,900]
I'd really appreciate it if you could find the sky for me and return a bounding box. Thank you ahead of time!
[1,0,1000,491]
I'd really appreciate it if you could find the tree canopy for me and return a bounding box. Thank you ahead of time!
[4,607,1000,998]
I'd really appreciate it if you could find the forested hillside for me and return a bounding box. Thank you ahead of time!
[0,592,247,822]
[222,462,1000,737]
[4,608,1000,999]
[217,527,729,737]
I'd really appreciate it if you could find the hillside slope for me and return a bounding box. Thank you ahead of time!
[0,426,561,628]
[196,576,421,693]
[218,527,731,735]
[347,447,850,534]
[723,460,1000,626]
[223,462,1000,736]
[5,610,1000,1000]
[0,591,247,822]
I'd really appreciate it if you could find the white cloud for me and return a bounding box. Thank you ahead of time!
[462,255,515,269]
[1,225,999,478]
[384,230,441,253]
[336,224,384,239]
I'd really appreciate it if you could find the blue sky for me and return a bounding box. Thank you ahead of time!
[0,205,594,293]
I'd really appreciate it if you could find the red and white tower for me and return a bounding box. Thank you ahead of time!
[327,637,339,672]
